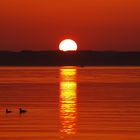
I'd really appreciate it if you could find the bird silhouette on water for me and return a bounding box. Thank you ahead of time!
[19,108,27,114]
[6,109,12,114]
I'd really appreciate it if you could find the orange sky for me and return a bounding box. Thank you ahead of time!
[0,0,140,51]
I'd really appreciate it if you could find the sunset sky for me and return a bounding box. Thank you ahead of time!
[0,0,140,51]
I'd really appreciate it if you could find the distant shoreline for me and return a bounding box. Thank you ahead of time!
[0,51,140,66]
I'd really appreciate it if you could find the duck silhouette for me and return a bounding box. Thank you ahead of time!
[19,108,27,114]
[6,109,12,114]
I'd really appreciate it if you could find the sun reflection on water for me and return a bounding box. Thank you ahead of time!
[59,67,77,136]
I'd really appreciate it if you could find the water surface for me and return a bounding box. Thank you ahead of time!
[0,67,140,140]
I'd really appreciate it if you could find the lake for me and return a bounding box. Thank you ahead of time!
[0,67,140,140]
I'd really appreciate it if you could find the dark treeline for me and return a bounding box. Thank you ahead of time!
[0,51,140,66]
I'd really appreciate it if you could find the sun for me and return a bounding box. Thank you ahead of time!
[59,39,78,51]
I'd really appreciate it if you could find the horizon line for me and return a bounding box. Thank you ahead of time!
[0,50,140,53]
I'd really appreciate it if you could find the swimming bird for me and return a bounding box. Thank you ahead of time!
[19,108,27,114]
[6,109,12,114]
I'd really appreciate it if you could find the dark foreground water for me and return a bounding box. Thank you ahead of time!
[0,67,140,140]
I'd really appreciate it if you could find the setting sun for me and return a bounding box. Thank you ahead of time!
[59,39,78,51]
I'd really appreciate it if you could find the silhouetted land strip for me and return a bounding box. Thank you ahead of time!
[0,51,140,66]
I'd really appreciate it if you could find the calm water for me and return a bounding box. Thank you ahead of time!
[0,67,140,140]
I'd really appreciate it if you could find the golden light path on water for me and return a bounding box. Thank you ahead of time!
[59,67,77,136]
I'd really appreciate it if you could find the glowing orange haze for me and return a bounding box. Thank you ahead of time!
[0,0,140,51]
